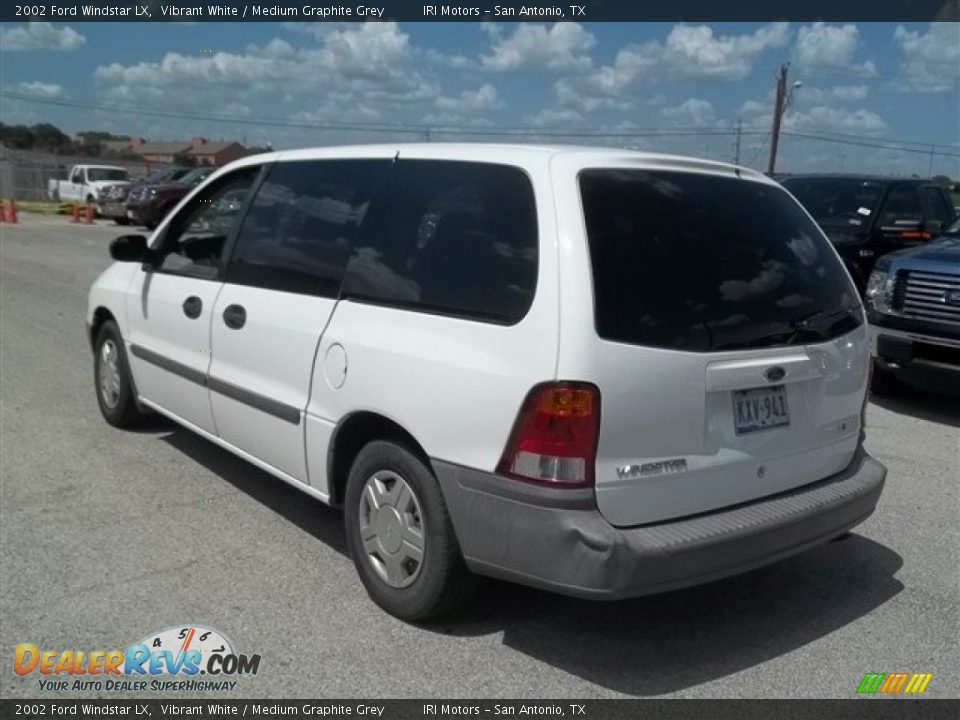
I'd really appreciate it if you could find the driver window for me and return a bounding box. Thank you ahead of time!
[155,167,260,279]
[71,169,84,184]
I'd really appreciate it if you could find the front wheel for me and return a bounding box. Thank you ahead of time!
[94,320,146,428]
[344,441,475,621]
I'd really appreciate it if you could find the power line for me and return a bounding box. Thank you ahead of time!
[2,91,959,158]
[782,131,960,157]
[0,92,733,138]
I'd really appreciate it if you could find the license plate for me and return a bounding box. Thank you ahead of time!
[733,385,790,435]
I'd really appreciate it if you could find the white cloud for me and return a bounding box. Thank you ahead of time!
[796,85,870,103]
[222,102,251,117]
[94,23,441,111]
[660,98,716,127]
[420,112,495,129]
[786,106,888,135]
[557,23,789,110]
[523,108,588,128]
[16,81,64,98]
[794,23,877,77]
[480,23,595,72]
[893,23,960,93]
[0,22,86,52]
[435,84,503,112]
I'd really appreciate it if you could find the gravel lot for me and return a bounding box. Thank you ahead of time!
[1,214,958,699]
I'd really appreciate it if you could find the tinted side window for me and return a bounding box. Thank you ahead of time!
[344,160,538,324]
[881,185,924,223]
[156,167,260,280]
[228,160,389,296]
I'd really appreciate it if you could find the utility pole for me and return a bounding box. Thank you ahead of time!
[733,118,742,165]
[767,63,789,175]
[928,144,935,178]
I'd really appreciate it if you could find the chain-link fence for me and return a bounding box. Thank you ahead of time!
[0,146,154,201]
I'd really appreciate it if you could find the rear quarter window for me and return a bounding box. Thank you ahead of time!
[580,169,860,352]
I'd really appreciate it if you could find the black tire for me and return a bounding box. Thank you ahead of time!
[93,320,145,428]
[115,217,131,226]
[870,362,904,397]
[344,440,475,621]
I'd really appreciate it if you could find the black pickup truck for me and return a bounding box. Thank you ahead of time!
[865,218,960,393]
[781,175,957,292]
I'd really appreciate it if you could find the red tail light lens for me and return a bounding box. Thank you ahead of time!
[497,382,601,488]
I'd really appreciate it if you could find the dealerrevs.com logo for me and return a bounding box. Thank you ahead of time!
[13,625,262,692]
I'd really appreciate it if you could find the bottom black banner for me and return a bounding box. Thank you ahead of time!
[1,699,958,720]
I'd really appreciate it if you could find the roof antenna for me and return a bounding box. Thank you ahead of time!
[734,167,742,179]
[393,150,400,162]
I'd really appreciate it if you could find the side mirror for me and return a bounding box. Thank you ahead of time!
[109,235,149,263]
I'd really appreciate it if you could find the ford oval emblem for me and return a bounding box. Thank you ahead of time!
[765,366,786,382]
[945,290,960,307]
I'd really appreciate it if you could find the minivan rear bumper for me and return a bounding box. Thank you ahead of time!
[433,446,885,600]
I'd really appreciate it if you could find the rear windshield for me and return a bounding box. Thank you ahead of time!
[780,177,884,228]
[580,169,861,352]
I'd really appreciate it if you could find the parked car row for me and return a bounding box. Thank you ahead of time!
[48,164,218,228]
[780,175,959,394]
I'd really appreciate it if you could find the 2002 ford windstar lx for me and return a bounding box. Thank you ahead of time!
[87,144,887,620]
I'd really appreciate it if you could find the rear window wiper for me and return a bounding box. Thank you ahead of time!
[793,305,862,332]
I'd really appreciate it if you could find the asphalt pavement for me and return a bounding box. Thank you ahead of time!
[1,214,958,699]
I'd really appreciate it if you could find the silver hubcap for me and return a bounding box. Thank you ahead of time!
[358,470,425,589]
[98,339,122,409]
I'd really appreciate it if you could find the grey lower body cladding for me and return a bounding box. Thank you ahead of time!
[433,446,885,600]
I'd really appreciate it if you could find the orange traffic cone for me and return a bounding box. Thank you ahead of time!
[7,200,17,224]
[84,202,94,224]
[71,203,81,223]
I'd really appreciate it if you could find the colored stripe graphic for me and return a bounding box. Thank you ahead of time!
[858,672,932,694]
[880,672,909,693]
[904,673,933,694]
[857,673,886,694]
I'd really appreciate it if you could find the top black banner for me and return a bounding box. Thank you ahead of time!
[1,0,958,23]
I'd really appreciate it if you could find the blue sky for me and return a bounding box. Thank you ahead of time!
[1,20,958,175]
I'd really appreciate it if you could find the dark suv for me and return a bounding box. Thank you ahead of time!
[781,175,956,292]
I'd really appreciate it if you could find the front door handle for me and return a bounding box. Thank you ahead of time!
[222,304,246,330]
[182,296,202,319]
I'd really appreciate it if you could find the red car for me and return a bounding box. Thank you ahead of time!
[124,167,215,229]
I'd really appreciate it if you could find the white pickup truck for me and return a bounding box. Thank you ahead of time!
[48,164,131,205]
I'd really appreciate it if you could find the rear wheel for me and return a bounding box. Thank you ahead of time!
[94,320,146,428]
[344,440,475,621]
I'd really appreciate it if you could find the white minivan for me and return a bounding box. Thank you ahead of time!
[88,144,886,620]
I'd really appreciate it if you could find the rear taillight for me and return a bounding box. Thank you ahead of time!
[496,382,601,488]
